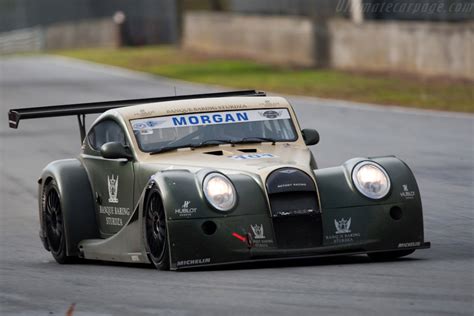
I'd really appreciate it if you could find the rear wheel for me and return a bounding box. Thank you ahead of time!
[144,187,170,270]
[368,249,415,261]
[42,180,75,264]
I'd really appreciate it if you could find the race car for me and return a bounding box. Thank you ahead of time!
[8,90,430,270]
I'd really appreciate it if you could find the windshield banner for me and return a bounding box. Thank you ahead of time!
[131,109,291,130]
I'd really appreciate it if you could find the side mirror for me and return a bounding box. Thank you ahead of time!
[301,129,319,146]
[100,142,134,160]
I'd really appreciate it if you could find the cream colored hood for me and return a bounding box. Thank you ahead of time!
[140,143,314,179]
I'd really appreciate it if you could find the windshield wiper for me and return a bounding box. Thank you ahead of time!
[231,137,277,145]
[149,146,183,155]
[149,137,278,155]
[197,137,278,146]
[149,139,234,155]
[198,139,234,146]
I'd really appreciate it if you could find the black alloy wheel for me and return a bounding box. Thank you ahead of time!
[43,180,73,263]
[144,187,170,270]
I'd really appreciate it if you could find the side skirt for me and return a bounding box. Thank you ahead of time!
[78,205,150,264]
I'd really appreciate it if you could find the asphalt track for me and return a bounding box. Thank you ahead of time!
[0,56,472,316]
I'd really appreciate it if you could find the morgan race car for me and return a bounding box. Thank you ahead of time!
[8,90,430,270]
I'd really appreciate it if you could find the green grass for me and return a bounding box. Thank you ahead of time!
[56,46,473,113]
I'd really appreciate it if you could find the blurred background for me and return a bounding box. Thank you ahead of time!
[0,0,472,111]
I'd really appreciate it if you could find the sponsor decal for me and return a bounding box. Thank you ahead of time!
[398,241,421,248]
[140,129,154,135]
[131,255,140,262]
[99,206,131,216]
[176,258,211,267]
[250,224,266,239]
[99,205,131,227]
[325,217,361,244]
[166,104,248,115]
[259,100,281,107]
[174,200,197,217]
[133,109,155,117]
[107,175,119,203]
[105,217,122,226]
[230,153,277,160]
[146,120,164,128]
[400,184,416,199]
[248,224,274,248]
[276,182,307,189]
[134,120,164,130]
[259,110,282,119]
[172,112,249,126]
[335,218,351,234]
[133,122,147,130]
[133,120,165,131]
[274,208,317,217]
[130,109,291,130]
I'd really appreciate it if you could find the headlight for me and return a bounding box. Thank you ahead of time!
[203,173,236,211]
[352,161,391,199]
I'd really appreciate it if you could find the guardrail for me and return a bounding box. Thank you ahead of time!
[0,18,119,55]
[0,27,44,55]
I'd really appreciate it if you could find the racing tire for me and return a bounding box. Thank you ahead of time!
[367,249,415,261]
[42,179,76,264]
[144,187,170,270]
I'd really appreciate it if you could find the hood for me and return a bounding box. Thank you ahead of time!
[139,143,314,179]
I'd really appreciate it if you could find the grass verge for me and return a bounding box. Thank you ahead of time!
[56,46,473,113]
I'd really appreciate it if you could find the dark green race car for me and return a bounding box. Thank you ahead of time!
[8,90,430,270]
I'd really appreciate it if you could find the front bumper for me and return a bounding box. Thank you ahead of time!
[167,202,429,270]
[163,156,429,270]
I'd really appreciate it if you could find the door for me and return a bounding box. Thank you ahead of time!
[82,119,135,236]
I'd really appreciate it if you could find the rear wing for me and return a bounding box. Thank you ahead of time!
[8,90,266,142]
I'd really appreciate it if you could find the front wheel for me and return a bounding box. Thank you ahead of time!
[42,180,75,264]
[144,187,170,270]
[368,249,415,261]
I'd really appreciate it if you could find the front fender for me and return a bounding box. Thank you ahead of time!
[150,170,269,220]
[315,156,425,250]
[145,169,269,269]
[39,159,99,256]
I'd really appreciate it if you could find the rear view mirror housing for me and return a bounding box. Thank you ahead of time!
[301,129,319,146]
[100,142,134,160]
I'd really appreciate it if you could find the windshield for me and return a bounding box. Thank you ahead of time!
[130,109,298,153]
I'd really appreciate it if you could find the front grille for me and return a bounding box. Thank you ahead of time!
[266,168,322,249]
[268,191,319,217]
[273,216,322,249]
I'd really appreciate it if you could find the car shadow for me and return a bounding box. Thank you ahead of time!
[183,255,423,272]
[69,254,423,271]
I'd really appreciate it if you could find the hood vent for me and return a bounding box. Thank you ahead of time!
[239,148,257,153]
[204,149,258,155]
[204,150,224,156]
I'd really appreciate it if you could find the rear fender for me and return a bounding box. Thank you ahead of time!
[39,159,99,256]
